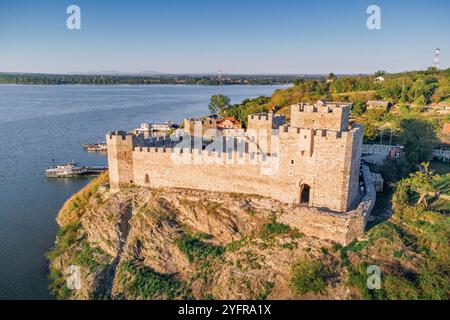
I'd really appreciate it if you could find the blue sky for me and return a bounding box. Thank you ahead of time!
[0,0,448,74]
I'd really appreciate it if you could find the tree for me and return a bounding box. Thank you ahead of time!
[290,259,330,295]
[374,70,386,77]
[351,101,366,116]
[208,95,230,116]
[414,94,428,106]
[409,163,436,207]
[327,73,337,82]
[400,119,439,165]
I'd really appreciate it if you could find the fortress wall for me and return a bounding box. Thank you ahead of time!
[278,127,361,212]
[108,124,363,212]
[107,133,135,191]
[290,104,349,132]
[247,114,276,154]
[278,208,353,245]
[345,125,364,209]
[310,132,348,212]
[278,164,374,245]
[131,149,298,204]
[132,146,371,245]
[184,118,218,139]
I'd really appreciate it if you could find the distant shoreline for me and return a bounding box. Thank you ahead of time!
[0,83,293,87]
[0,73,319,86]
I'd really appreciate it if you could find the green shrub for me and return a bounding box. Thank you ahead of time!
[117,261,189,300]
[48,267,72,300]
[175,234,224,263]
[290,259,330,295]
[74,241,108,271]
[418,268,450,300]
[260,217,291,239]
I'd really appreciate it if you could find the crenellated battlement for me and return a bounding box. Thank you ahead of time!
[291,103,347,115]
[107,130,133,141]
[279,125,360,141]
[132,145,275,164]
[249,113,272,121]
[106,100,363,213]
[290,101,350,132]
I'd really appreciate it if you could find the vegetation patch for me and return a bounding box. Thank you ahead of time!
[260,217,291,240]
[73,240,109,272]
[344,165,450,300]
[57,173,109,226]
[175,234,224,263]
[290,259,331,295]
[117,260,190,300]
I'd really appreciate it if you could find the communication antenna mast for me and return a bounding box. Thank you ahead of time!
[433,48,440,69]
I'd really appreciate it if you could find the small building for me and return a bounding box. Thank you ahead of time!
[217,116,242,130]
[388,146,405,160]
[362,144,404,165]
[366,100,392,112]
[374,76,385,83]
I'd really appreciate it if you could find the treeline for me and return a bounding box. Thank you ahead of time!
[219,68,450,124]
[0,73,311,86]
[276,68,450,107]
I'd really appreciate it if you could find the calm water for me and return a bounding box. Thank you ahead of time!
[0,84,286,300]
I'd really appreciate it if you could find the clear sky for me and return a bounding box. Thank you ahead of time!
[0,0,449,74]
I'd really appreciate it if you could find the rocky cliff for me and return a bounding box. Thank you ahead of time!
[48,171,449,300]
[47,173,354,300]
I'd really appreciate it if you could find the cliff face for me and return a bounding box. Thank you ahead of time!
[48,174,352,300]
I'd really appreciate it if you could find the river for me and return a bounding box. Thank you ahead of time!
[0,84,286,299]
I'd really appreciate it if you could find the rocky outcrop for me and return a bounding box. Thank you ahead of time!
[48,174,371,300]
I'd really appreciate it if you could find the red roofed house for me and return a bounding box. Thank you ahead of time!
[217,116,242,130]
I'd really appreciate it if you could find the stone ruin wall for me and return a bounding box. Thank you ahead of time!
[278,165,375,245]
[107,122,362,213]
[290,104,350,132]
[277,125,363,212]
[106,101,374,243]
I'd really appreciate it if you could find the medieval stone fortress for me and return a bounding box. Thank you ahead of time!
[106,101,376,244]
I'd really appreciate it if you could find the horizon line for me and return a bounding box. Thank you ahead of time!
[1,68,447,77]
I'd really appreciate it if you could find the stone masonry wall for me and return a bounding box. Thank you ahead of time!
[290,104,350,132]
[278,165,375,245]
[107,103,363,213]
[107,123,362,212]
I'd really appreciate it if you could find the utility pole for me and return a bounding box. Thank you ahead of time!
[433,48,440,69]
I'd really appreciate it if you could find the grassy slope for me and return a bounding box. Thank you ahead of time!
[290,171,450,300]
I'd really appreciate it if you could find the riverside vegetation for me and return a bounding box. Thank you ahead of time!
[47,68,449,300]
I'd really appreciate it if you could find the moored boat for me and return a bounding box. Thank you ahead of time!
[83,143,107,152]
[45,161,88,178]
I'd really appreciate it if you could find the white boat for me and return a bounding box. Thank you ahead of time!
[45,161,87,178]
[83,143,107,152]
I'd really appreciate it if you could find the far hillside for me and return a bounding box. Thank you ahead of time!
[222,68,450,124]
[221,68,450,147]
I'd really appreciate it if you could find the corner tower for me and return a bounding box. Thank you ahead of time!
[279,101,362,212]
[290,101,350,131]
[106,131,135,192]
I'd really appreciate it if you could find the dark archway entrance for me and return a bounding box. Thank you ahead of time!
[144,174,150,184]
[300,184,311,205]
